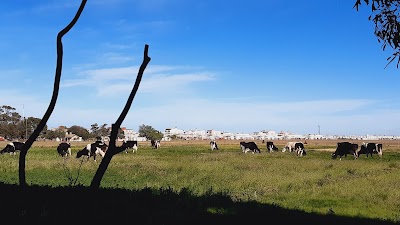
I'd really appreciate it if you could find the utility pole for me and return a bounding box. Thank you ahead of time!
[318,125,320,135]
[23,104,27,141]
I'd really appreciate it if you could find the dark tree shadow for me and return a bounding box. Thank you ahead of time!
[0,182,396,225]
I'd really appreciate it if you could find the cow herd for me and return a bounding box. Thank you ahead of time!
[331,141,383,160]
[0,140,384,161]
[0,139,156,162]
[211,140,383,159]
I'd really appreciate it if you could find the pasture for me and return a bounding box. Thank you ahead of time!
[0,139,399,224]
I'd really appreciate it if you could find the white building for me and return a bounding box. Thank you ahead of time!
[234,133,254,140]
[164,127,185,137]
[122,127,140,141]
[207,129,223,139]
[181,129,207,140]
[222,132,235,140]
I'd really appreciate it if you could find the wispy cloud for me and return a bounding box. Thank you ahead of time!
[62,64,216,96]
[2,86,397,136]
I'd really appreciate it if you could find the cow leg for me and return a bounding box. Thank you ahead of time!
[133,145,138,153]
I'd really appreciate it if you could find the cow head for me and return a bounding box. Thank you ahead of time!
[76,148,89,158]
[0,143,15,154]
[376,144,383,157]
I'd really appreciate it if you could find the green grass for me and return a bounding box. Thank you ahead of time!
[0,143,399,222]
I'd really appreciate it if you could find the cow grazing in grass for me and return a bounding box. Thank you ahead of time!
[57,142,71,157]
[240,141,260,154]
[357,142,383,158]
[151,140,160,149]
[0,141,24,155]
[282,142,306,156]
[294,142,306,156]
[266,141,278,153]
[332,142,358,160]
[122,140,138,153]
[282,142,297,153]
[76,141,108,161]
[210,140,219,151]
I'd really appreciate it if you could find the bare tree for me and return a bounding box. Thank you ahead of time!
[90,45,151,189]
[18,0,87,187]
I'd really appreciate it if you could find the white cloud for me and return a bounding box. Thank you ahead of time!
[62,64,216,96]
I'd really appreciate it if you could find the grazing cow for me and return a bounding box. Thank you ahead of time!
[210,140,219,151]
[357,142,383,158]
[282,142,297,152]
[122,140,138,153]
[240,141,261,154]
[282,141,306,155]
[294,142,306,156]
[0,141,24,155]
[151,140,160,149]
[76,141,108,161]
[57,142,71,157]
[332,142,358,160]
[266,141,278,153]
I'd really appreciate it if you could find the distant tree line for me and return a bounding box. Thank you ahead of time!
[0,105,161,141]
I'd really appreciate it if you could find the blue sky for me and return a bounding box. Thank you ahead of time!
[1,0,400,136]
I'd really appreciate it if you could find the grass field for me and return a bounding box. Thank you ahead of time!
[0,139,399,224]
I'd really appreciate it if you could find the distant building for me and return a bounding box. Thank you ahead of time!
[164,127,184,137]
[207,129,223,139]
[65,132,82,142]
[122,127,140,141]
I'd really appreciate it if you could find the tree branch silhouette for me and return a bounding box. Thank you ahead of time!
[354,0,400,68]
[90,44,151,189]
[18,0,87,187]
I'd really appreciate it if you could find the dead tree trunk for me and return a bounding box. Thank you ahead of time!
[18,0,87,187]
[90,45,151,189]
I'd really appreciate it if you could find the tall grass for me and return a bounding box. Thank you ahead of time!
[0,141,399,222]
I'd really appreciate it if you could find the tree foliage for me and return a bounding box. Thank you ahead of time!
[354,0,400,67]
[43,129,65,140]
[90,123,110,139]
[0,105,45,140]
[138,124,163,141]
[67,125,90,140]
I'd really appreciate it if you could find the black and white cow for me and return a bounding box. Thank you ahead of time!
[151,140,160,149]
[357,142,383,158]
[294,142,306,156]
[240,141,261,154]
[266,141,278,153]
[122,140,138,153]
[282,142,306,156]
[76,141,108,161]
[210,140,219,151]
[57,142,71,157]
[0,141,24,155]
[332,142,358,160]
[282,142,297,153]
